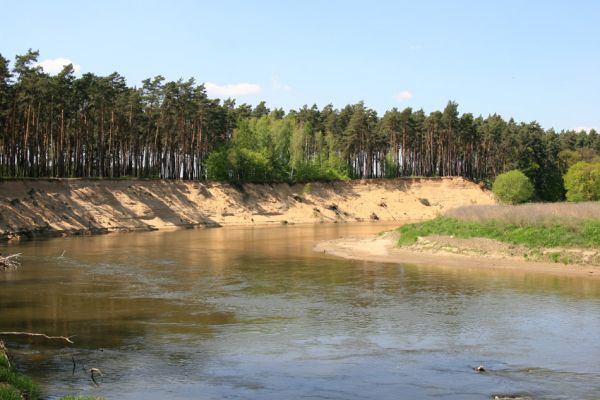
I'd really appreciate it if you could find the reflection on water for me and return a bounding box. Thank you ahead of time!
[1,223,600,399]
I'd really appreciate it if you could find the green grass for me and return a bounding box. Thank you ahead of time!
[0,384,23,400]
[397,217,600,249]
[1,349,103,400]
[0,354,40,400]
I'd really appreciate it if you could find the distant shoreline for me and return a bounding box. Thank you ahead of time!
[315,234,600,279]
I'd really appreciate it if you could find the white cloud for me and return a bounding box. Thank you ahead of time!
[271,76,291,91]
[394,90,413,102]
[205,82,261,97]
[35,57,81,75]
[573,126,598,133]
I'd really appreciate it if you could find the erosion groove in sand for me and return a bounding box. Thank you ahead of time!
[0,177,493,240]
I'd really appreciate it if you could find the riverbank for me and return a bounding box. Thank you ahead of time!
[0,343,98,400]
[0,342,40,400]
[315,232,600,279]
[0,177,494,241]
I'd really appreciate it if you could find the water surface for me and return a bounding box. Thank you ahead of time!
[1,223,600,399]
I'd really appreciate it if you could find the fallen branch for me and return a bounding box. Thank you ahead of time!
[72,355,103,386]
[90,367,103,386]
[0,253,21,270]
[0,331,74,344]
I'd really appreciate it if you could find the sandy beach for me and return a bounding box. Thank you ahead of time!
[315,233,600,279]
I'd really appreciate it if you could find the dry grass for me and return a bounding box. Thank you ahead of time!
[445,202,600,227]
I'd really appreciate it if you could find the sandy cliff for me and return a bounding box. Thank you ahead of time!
[0,177,495,240]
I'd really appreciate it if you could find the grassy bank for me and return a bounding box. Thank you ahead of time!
[397,203,600,249]
[0,345,100,400]
[398,217,600,248]
[0,349,40,400]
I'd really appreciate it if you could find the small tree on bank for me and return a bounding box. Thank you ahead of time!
[563,161,600,201]
[492,170,535,204]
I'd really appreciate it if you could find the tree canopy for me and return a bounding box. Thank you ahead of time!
[1,50,599,201]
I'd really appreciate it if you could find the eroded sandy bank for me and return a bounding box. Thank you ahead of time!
[0,177,494,241]
[315,234,600,279]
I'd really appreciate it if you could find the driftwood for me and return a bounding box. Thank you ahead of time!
[0,331,74,344]
[72,355,103,386]
[0,253,21,270]
[90,367,103,386]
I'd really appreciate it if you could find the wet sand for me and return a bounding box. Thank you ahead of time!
[315,234,600,279]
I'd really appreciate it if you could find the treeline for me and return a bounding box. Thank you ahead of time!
[1,49,599,201]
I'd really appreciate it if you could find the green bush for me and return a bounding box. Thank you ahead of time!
[492,170,534,204]
[384,152,397,179]
[563,161,600,202]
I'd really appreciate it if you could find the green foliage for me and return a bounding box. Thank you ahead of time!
[559,148,600,173]
[0,48,599,193]
[0,385,23,400]
[559,149,582,172]
[397,217,600,249]
[563,161,600,202]
[502,123,565,201]
[0,358,41,400]
[492,170,534,204]
[0,350,101,400]
[206,146,273,183]
[204,147,230,181]
[384,152,397,178]
[204,114,349,184]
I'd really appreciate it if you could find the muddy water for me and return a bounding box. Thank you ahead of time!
[1,223,600,400]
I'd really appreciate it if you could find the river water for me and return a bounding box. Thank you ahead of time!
[1,223,600,399]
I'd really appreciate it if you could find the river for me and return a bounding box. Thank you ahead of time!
[1,223,600,399]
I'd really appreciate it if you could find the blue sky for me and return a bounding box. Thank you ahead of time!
[1,0,598,131]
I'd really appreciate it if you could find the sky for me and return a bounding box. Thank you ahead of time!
[1,0,599,131]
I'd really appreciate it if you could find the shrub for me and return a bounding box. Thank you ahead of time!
[563,161,600,202]
[492,170,534,204]
[384,152,397,178]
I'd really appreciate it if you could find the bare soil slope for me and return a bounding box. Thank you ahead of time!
[0,177,494,240]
